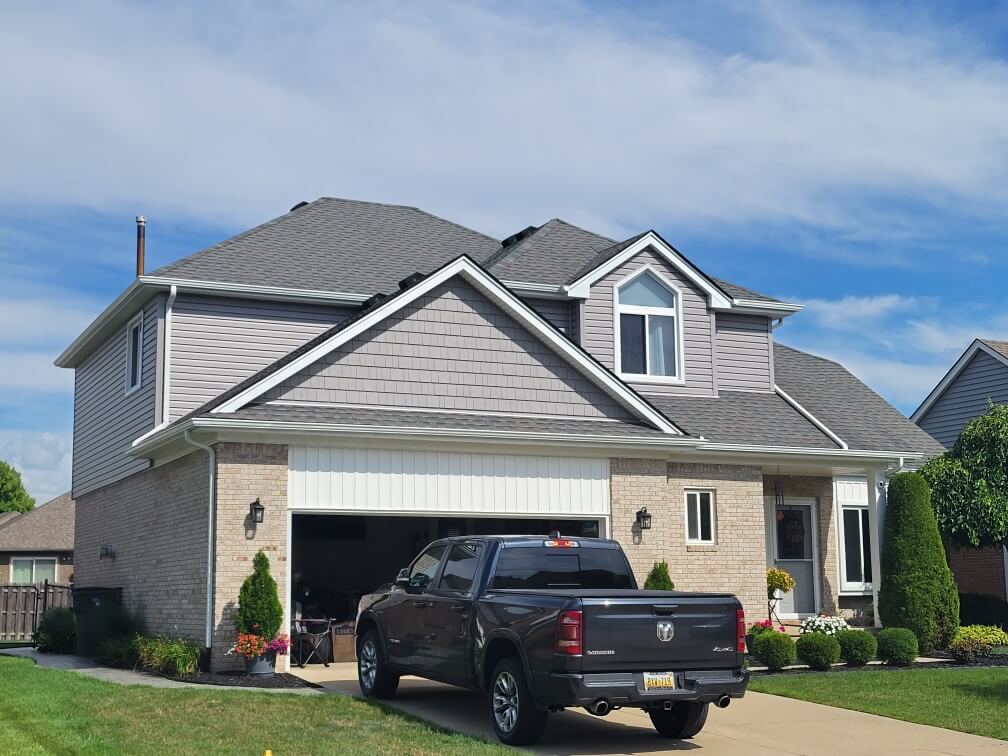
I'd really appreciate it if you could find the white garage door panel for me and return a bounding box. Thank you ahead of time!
[288,446,610,516]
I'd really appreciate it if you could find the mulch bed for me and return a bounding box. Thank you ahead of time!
[162,671,320,689]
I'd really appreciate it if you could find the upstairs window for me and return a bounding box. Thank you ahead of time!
[125,312,144,395]
[616,269,682,381]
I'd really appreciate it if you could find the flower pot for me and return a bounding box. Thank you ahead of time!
[772,588,785,600]
[244,650,277,676]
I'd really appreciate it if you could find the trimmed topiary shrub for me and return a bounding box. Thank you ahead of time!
[878,473,960,651]
[752,631,796,671]
[34,607,75,653]
[837,629,877,667]
[959,593,1008,631]
[877,628,918,666]
[643,561,675,591]
[796,632,841,671]
[234,549,283,640]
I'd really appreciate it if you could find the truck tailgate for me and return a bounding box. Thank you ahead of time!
[580,594,740,671]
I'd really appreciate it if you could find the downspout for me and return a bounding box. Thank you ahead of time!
[161,285,177,425]
[183,430,216,651]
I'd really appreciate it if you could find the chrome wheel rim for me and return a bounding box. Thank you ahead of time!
[359,640,377,689]
[493,671,519,733]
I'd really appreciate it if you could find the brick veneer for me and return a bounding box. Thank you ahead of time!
[611,459,766,622]
[763,475,838,613]
[73,452,209,641]
[946,544,1007,600]
[211,442,289,671]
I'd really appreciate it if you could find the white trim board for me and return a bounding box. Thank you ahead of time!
[211,256,684,436]
[911,339,1008,423]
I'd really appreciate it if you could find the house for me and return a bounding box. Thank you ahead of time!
[912,338,1008,600]
[57,198,942,670]
[0,492,75,585]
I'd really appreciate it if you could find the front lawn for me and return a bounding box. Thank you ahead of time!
[0,656,507,755]
[750,667,1008,740]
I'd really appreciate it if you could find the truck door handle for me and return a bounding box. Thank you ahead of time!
[450,605,468,613]
[411,600,432,608]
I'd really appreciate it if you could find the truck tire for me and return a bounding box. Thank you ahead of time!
[649,702,709,739]
[357,630,399,699]
[489,658,548,745]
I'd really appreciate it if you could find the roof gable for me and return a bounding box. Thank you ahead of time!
[911,339,1008,423]
[0,493,74,552]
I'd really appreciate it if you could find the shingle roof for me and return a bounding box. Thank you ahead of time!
[484,220,615,284]
[774,343,945,456]
[152,198,501,295]
[0,493,74,552]
[647,391,839,448]
[980,339,1008,360]
[229,404,671,438]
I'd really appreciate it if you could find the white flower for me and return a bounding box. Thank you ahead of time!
[798,613,848,636]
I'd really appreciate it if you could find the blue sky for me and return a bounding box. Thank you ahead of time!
[2,1,1008,502]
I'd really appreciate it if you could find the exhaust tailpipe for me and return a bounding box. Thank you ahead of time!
[715,695,731,709]
[587,699,611,716]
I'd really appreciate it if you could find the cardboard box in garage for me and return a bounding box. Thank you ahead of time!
[331,622,356,662]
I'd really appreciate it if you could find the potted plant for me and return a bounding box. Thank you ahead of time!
[229,549,286,675]
[766,567,795,620]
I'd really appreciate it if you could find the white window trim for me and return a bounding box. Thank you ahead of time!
[613,265,686,385]
[684,489,717,544]
[125,311,144,396]
[9,556,58,584]
[837,503,873,594]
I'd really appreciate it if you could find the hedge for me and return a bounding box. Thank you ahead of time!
[752,632,796,671]
[836,629,877,667]
[877,628,918,666]
[796,633,841,671]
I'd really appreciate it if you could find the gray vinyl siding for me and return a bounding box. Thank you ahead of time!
[168,295,356,419]
[266,279,634,419]
[917,350,1008,447]
[72,296,162,497]
[715,314,773,391]
[581,247,715,396]
[524,297,573,336]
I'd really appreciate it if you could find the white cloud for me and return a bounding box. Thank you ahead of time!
[0,431,71,505]
[802,294,930,331]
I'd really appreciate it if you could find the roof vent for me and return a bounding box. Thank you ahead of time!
[289,200,309,212]
[361,292,388,310]
[501,225,538,249]
[398,272,425,290]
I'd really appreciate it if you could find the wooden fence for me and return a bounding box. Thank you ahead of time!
[0,581,72,642]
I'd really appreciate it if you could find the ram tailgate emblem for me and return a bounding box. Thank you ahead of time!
[656,621,674,642]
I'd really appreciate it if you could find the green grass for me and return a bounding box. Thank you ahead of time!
[0,657,508,755]
[750,667,1008,740]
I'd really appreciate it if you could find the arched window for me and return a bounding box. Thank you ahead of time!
[616,269,681,379]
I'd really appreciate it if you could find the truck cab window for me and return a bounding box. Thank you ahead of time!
[438,543,484,592]
[409,544,446,592]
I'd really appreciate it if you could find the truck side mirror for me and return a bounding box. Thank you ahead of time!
[395,568,410,588]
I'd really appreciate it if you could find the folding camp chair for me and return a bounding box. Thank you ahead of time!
[292,602,331,668]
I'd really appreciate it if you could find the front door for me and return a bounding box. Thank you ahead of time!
[765,498,819,617]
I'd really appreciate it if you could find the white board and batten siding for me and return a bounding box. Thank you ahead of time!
[288,446,610,517]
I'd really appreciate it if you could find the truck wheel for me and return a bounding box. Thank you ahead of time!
[489,658,548,745]
[357,630,399,699]
[649,702,709,739]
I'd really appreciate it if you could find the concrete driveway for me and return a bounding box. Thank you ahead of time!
[292,662,1008,755]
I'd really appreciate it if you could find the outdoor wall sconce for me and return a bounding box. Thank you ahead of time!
[636,507,652,530]
[99,545,116,561]
[250,498,265,524]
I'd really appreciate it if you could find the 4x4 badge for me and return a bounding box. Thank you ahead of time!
[656,621,674,642]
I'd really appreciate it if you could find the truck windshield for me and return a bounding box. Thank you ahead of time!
[490,547,635,589]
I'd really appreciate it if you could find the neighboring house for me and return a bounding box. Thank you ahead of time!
[57,198,942,670]
[912,338,1008,600]
[0,493,75,585]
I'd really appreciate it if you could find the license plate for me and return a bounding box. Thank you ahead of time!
[643,672,677,691]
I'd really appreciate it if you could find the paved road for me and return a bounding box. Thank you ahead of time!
[294,662,1008,755]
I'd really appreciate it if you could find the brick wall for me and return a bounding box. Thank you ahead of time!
[763,475,838,613]
[947,544,1007,599]
[73,452,209,641]
[611,459,766,622]
[211,442,289,671]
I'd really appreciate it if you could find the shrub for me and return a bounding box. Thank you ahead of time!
[954,624,1008,646]
[133,635,202,676]
[34,607,75,653]
[99,634,140,668]
[799,613,849,636]
[752,631,796,671]
[749,619,786,638]
[837,629,877,667]
[234,550,283,639]
[643,561,675,591]
[877,628,919,666]
[959,593,1008,631]
[878,473,960,651]
[950,637,992,664]
[766,567,795,599]
[796,632,841,671]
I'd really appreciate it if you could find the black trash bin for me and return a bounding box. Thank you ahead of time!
[72,587,122,657]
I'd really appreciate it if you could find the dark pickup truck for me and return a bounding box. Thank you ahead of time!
[355,534,748,745]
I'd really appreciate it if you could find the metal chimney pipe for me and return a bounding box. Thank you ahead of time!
[136,215,146,277]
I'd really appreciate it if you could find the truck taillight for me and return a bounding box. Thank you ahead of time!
[736,608,746,653]
[555,610,583,656]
